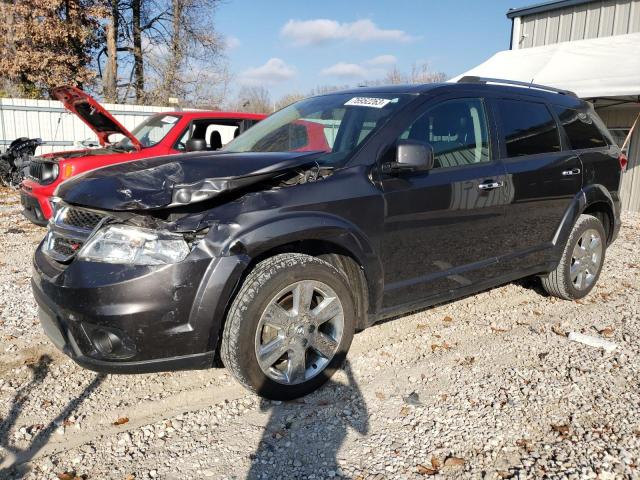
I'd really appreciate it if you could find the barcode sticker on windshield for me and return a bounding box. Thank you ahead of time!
[345,97,392,108]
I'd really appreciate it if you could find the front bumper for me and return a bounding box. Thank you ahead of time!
[20,189,49,226]
[32,243,248,374]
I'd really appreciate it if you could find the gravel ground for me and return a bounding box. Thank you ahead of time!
[0,187,638,480]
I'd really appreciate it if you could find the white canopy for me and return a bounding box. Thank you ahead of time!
[452,32,640,99]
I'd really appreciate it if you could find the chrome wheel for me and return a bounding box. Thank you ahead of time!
[254,280,345,385]
[570,228,603,290]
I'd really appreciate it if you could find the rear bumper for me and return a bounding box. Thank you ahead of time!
[31,243,248,374]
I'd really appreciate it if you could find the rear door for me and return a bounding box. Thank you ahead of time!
[493,97,583,271]
[552,105,621,195]
[380,96,511,309]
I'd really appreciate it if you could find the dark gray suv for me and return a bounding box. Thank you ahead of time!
[32,77,624,398]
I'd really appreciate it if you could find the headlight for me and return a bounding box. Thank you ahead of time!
[78,225,190,265]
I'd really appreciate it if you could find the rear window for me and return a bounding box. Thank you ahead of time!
[496,99,560,157]
[552,106,607,149]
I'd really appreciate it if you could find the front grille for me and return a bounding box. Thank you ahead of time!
[63,208,104,230]
[52,236,81,257]
[43,206,108,263]
[29,161,43,180]
[28,159,57,184]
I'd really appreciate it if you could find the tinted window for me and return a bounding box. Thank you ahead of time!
[552,106,607,149]
[497,100,560,157]
[402,98,490,168]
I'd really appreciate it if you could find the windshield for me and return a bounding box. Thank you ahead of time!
[116,114,181,149]
[223,93,413,165]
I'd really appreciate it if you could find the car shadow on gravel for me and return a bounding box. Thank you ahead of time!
[0,355,105,478]
[247,360,368,479]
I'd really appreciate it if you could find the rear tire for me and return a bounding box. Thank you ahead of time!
[541,214,606,300]
[220,253,355,400]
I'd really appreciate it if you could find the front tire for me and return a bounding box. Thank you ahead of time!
[541,214,606,300]
[220,253,355,400]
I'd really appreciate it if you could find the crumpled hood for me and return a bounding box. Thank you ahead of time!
[56,151,323,211]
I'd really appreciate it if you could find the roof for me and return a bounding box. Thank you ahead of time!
[451,32,640,98]
[506,0,596,19]
[323,82,583,104]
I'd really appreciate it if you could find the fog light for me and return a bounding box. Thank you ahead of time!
[91,329,123,355]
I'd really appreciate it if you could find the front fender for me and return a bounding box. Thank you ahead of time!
[232,212,383,311]
[188,212,383,357]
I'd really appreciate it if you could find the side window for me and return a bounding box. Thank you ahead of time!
[175,126,192,151]
[175,120,241,151]
[402,98,490,168]
[496,99,560,157]
[552,106,607,149]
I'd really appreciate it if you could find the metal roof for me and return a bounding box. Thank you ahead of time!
[506,0,596,18]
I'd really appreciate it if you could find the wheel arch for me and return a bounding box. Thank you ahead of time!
[207,214,382,361]
[233,214,382,329]
[246,240,372,332]
[553,184,617,253]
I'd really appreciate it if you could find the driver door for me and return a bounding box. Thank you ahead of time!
[379,97,510,310]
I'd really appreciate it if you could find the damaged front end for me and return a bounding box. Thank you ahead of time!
[32,200,226,371]
[32,150,334,372]
[52,150,333,238]
[0,137,43,187]
[42,151,333,265]
[42,204,191,265]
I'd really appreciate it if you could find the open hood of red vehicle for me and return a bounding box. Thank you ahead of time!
[51,86,142,151]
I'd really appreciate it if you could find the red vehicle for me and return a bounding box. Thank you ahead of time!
[21,86,265,225]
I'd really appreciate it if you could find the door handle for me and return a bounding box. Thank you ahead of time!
[562,168,581,176]
[478,180,504,191]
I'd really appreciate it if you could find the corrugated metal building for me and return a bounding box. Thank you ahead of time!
[459,0,640,211]
[508,0,640,212]
[509,0,640,49]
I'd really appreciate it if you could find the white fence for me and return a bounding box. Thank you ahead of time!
[0,97,169,154]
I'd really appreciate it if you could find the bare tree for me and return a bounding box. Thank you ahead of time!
[144,0,225,104]
[380,62,446,85]
[384,66,404,85]
[274,92,305,111]
[161,0,184,101]
[409,62,447,84]
[102,0,120,102]
[307,85,349,96]
[232,86,273,114]
[130,0,144,103]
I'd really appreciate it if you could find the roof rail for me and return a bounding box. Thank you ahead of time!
[457,76,577,97]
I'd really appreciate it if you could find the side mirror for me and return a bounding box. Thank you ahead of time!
[383,140,434,174]
[186,138,207,152]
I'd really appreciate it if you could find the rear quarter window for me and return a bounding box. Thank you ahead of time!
[496,99,561,157]
[552,106,607,149]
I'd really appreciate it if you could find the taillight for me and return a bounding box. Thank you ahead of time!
[619,153,628,172]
